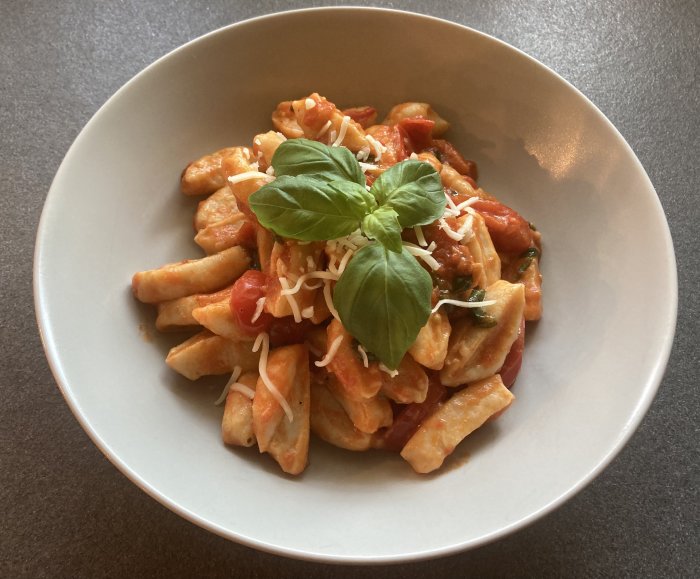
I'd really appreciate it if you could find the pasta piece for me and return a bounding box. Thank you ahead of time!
[131,246,250,304]
[326,320,383,400]
[310,380,374,451]
[380,355,430,404]
[194,186,239,231]
[191,300,252,342]
[365,124,408,167]
[341,105,377,129]
[252,130,286,171]
[326,374,392,434]
[253,344,310,474]
[461,211,501,288]
[264,241,325,319]
[501,250,543,322]
[408,310,451,371]
[440,280,525,386]
[194,212,256,255]
[222,371,258,447]
[165,330,260,380]
[416,151,442,173]
[220,147,269,212]
[440,164,493,200]
[400,374,514,473]
[292,93,370,152]
[382,102,450,136]
[255,226,275,274]
[181,147,246,196]
[155,286,232,331]
[271,101,304,138]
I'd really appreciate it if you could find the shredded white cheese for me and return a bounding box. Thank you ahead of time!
[253,332,294,422]
[251,296,266,323]
[314,335,344,367]
[279,277,303,322]
[332,116,351,147]
[275,131,287,141]
[365,134,385,162]
[403,242,440,271]
[280,270,339,295]
[301,306,314,319]
[228,171,274,185]
[243,148,251,160]
[357,345,369,368]
[431,298,497,313]
[323,280,341,321]
[316,120,332,139]
[356,147,371,162]
[305,97,316,110]
[265,165,275,176]
[359,162,379,172]
[379,363,399,378]
[336,249,354,275]
[455,197,478,211]
[230,382,255,400]
[438,217,465,241]
[414,225,428,247]
[214,366,242,406]
[443,193,461,217]
[457,214,474,241]
[254,138,262,146]
[327,129,337,145]
[409,152,419,160]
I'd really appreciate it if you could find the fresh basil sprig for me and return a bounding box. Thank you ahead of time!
[248,138,446,369]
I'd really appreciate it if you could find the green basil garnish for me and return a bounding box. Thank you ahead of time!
[370,160,445,227]
[249,176,374,241]
[271,138,365,185]
[333,244,432,370]
[248,139,447,368]
[361,206,403,253]
[517,247,540,276]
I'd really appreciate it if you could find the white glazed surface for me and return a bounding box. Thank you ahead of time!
[34,8,676,563]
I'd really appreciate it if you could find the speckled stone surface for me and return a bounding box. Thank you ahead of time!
[1,1,697,577]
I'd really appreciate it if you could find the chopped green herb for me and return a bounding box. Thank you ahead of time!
[452,275,473,295]
[468,288,497,328]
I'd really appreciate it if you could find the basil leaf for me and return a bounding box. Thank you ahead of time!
[369,160,445,227]
[361,206,403,253]
[249,176,370,240]
[271,138,365,185]
[333,244,432,370]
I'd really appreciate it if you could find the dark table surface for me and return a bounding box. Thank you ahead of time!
[2,1,698,577]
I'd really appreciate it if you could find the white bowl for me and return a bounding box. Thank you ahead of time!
[34,8,677,563]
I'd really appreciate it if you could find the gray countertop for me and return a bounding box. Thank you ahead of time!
[2,1,697,577]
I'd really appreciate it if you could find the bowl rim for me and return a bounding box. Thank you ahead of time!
[33,6,678,564]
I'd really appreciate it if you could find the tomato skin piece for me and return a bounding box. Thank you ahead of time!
[471,199,533,254]
[499,317,525,388]
[342,106,377,129]
[268,318,315,348]
[398,117,435,152]
[431,139,479,182]
[379,378,448,452]
[229,270,273,335]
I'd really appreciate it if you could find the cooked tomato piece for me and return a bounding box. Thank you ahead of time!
[398,117,435,152]
[366,125,408,165]
[268,318,315,347]
[431,139,478,182]
[471,199,533,254]
[379,378,448,451]
[499,317,525,387]
[342,106,377,129]
[229,270,273,335]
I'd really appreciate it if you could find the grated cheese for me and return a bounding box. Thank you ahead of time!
[336,248,354,275]
[379,363,399,378]
[414,225,428,247]
[455,197,478,211]
[443,193,461,217]
[357,345,369,368]
[280,270,339,296]
[275,131,287,141]
[328,130,337,145]
[366,135,385,162]
[359,162,379,172]
[279,277,303,322]
[243,148,251,160]
[332,116,351,147]
[230,382,255,400]
[253,332,294,422]
[431,298,497,313]
[228,171,274,185]
[214,366,242,406]
[316,120,332,138]
[305,98,316,110]
[403,242,440,271]
[265,165,275,176]
[323,280,341,321]
[251,296,266,323]
[439,217,465,241]
[457,214,474,241]
[356,147,371,162]
[301,306,314,319]
[314,335,344,367]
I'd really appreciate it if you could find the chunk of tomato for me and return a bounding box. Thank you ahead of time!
[471,199,533,254]
[229,270,273,336]
[398,117,435,152]
[499,317,525,388]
